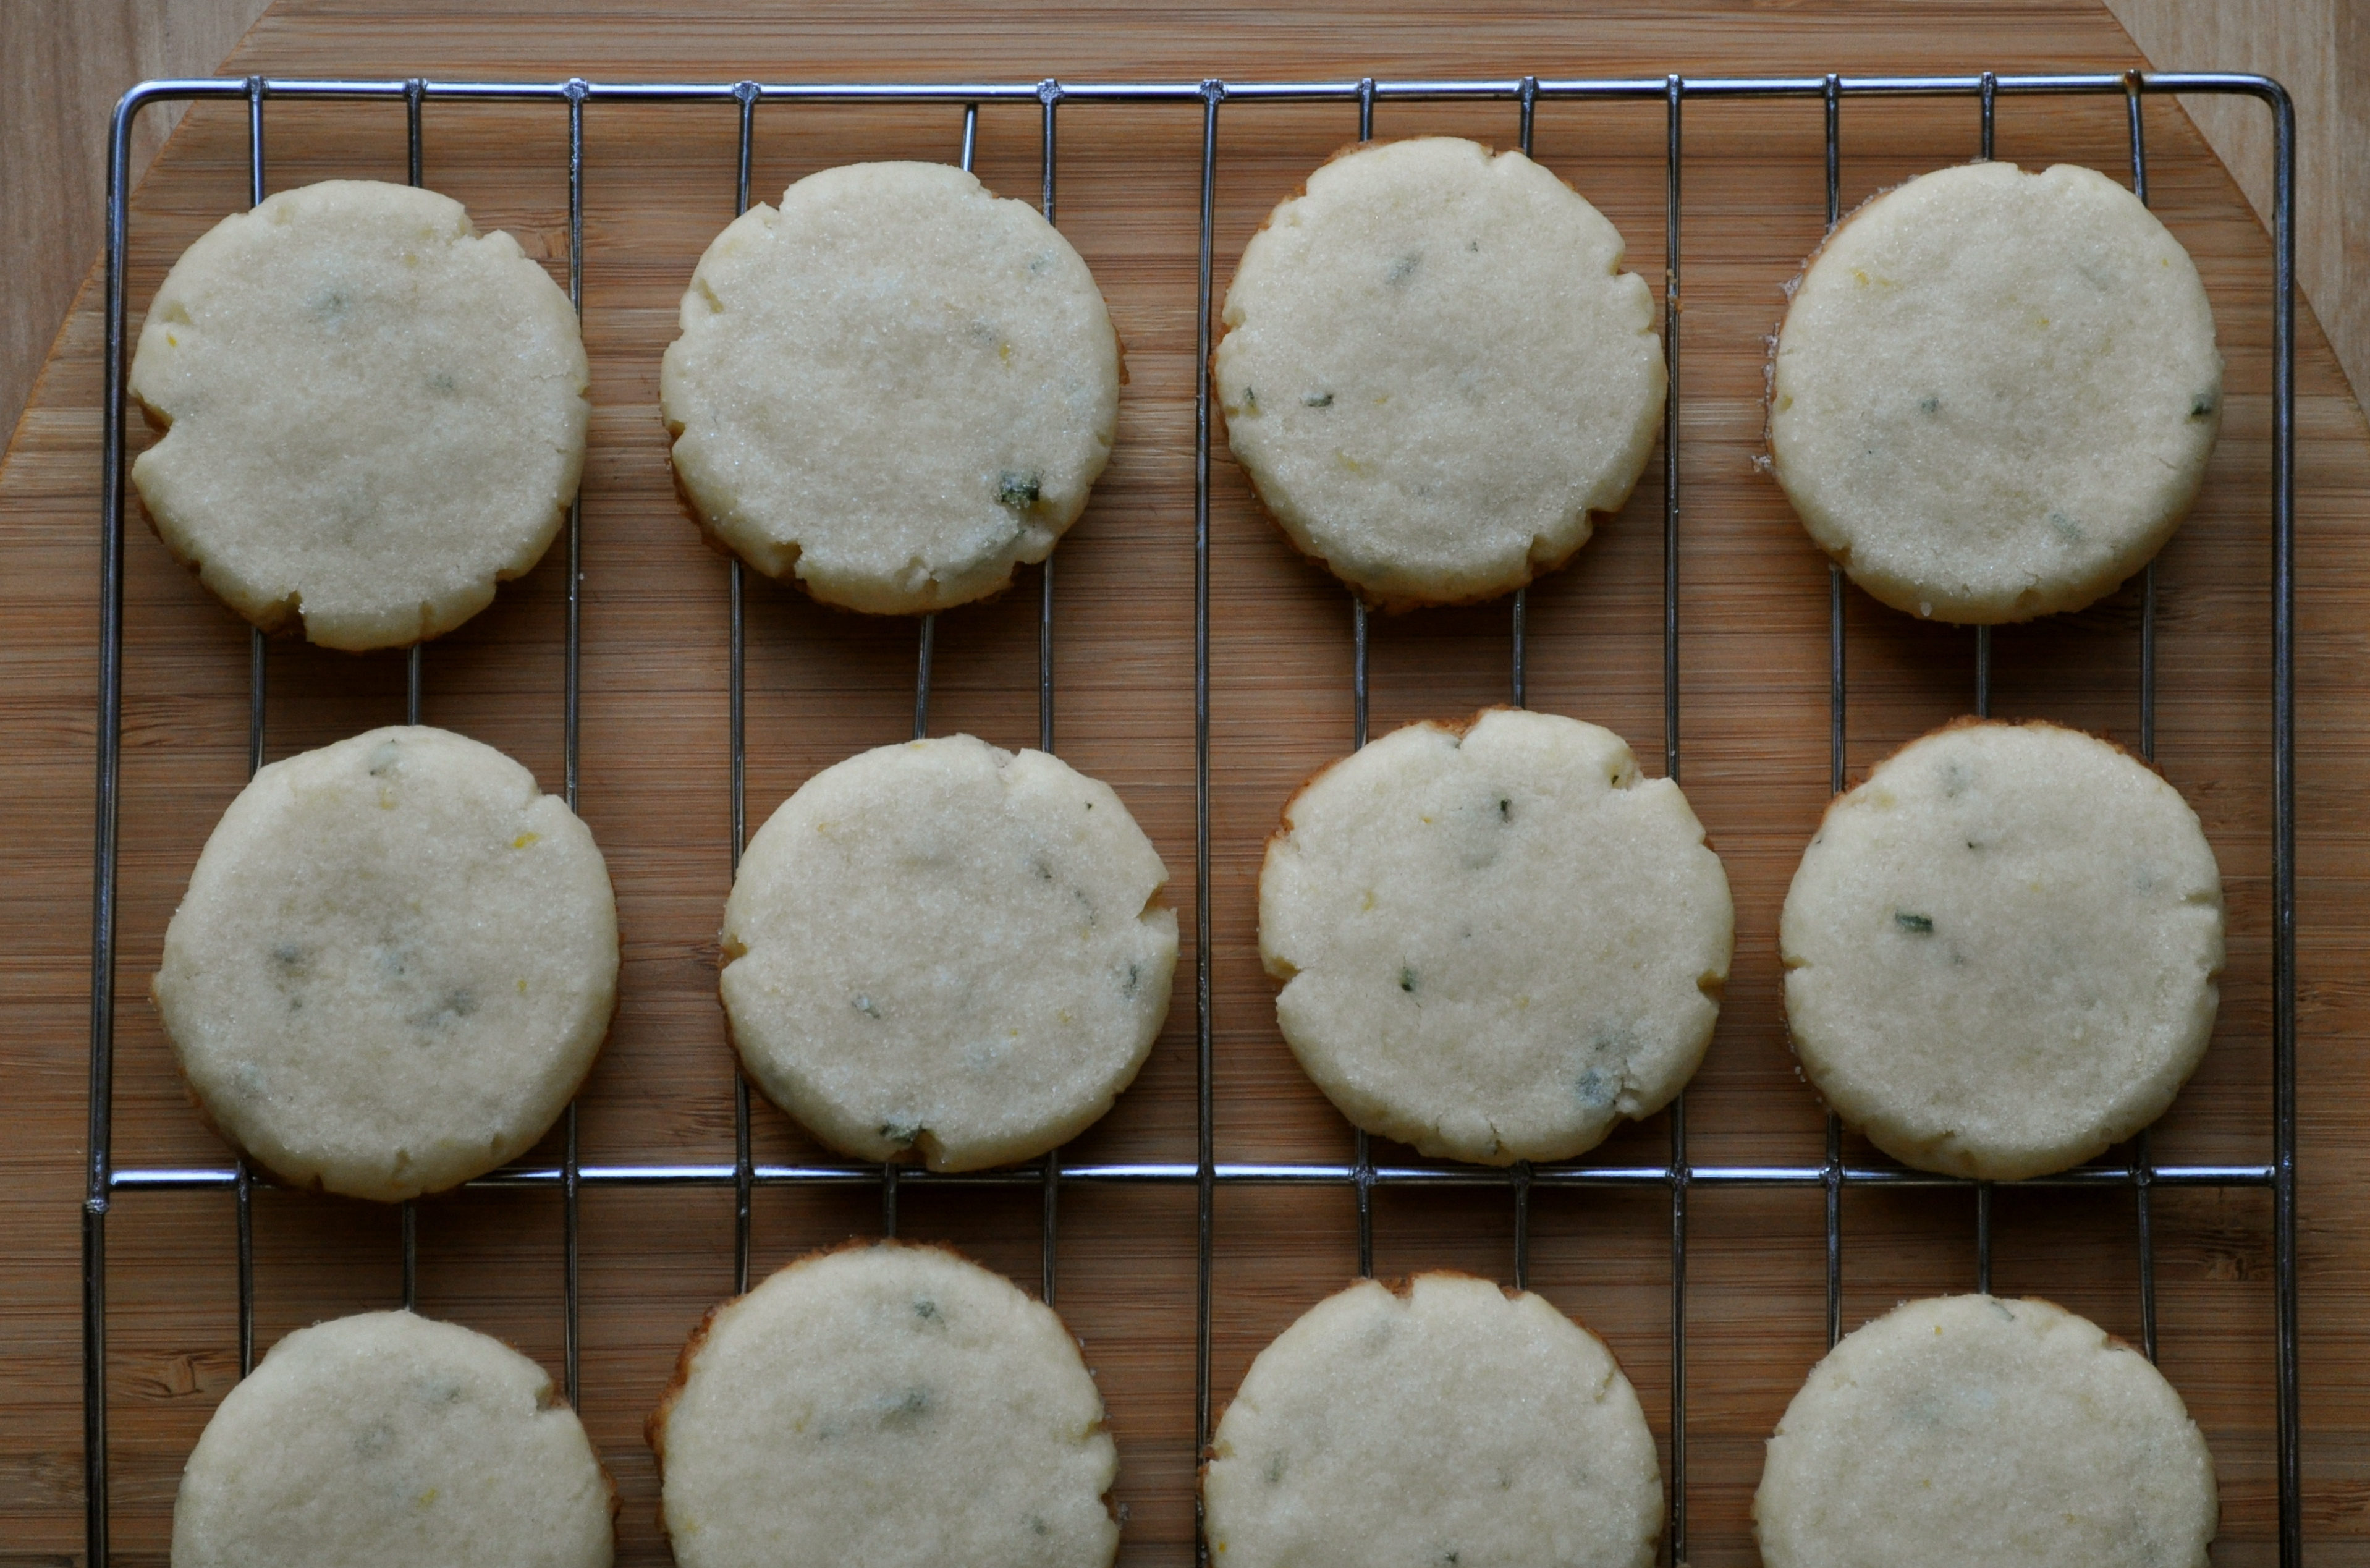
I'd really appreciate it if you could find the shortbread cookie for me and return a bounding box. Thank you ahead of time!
[652,1242,1117,1568]
[1769,161,2222,623]
[1259,708,1731,1164]
[154,726,618,1201]
[131,179,588,651]
[1781,720,2222,1180]
[174,1310,612,1568]
[1755,1294,2216,1568]
[1206,1273,1662,1568]
[722,735,1175,1170]
[1216,137,1663,610]
[661,162,1120,615]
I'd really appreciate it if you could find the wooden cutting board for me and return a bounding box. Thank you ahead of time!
[7,2,2370,1564]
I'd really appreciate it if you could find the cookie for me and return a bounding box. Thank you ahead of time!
[1214,136,1664,610]
[130,179,589,651]
[722,734,1175,1170]
[651,1242,1117,1568]
[1769,161,2222,624]
[154,726,619,1201]
[1259,708,1731,1164]
[173,1310,612,1568]
[1205,1272,1662,1568]
[1755,1294,2217,1568]
[661,161,1120,615]
[1780,719,2223,1180]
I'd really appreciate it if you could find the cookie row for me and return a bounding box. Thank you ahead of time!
[176,1244,2218,1568]
[129,139,2218,649]
[152,705,2224,1203]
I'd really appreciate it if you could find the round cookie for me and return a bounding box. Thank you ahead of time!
[1215,136,1664,610]
[651,1242,1117,1568]
[154,726,619,1201]
[1259,708,1732,1165]
[130,179,589,651]
[1205,1272,1663,1568]
[721,735,1175,1171]
[1780,719,2222,1180]
[1754,1294,2217,1568]
[1769,161,2222,624]
[174,1310,612,1568]
[661,161,1120,615]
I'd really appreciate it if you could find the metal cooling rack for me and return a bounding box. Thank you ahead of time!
[87,66,2299,1567]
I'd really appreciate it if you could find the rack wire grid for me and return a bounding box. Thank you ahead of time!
[86,65,2299,1566]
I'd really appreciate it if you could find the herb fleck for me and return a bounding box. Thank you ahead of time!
[854,994,882,1019]
[996,471,1041,510]
[1384,255,1419,284]
[1497,797,1512,823]
[2191,392,2217,418]
[1919,396,1940,415]
[1399,967,1418,994]
[879,1114,920,1145]
[1303,391,1333,407]
[913,1297,937,1319]
[1894,911,1936,936]
[878,1388,930,1425]
[1120,962,1141,998]
[2049,511,2084,543]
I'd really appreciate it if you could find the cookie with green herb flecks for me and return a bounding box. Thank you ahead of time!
[1204,1272,1662,1568]
[662,161,1120,615]
[1768,161,2222,624]
[1780,719,2223,1180]
[174,1310,614,1568]
[154,726,618,1202]
[1755,1294,2216,1568]
[721,735,1175,1171]
[1216,136,1664,610]
[651,1242,1117,1568]
[130,180,588,651]
[1258,708,1732,1165]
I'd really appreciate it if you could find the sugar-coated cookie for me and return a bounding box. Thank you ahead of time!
[1216,137,1664,609]
[651,1242,1117,1568]
[1205,1272,1662,1568]
[131,180,588,650]
[1769,161,2221,623]
[1781,719,2222,1180]
[1755,1294,2216,1568]
[662,162,1120,615]
[155,726,618,1201]
[722,735,1175,1170]
[1260,708,1731,1164]
[173,1310,612,1568]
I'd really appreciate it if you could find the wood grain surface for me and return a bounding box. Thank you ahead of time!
[2104,0,2370,407]
[0,0,275,461]
[6,3,2369,1565]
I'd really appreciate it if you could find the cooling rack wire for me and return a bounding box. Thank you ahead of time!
[86,65,2298,1566]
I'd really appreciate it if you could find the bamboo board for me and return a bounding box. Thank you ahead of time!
[6,3,2370,1564]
